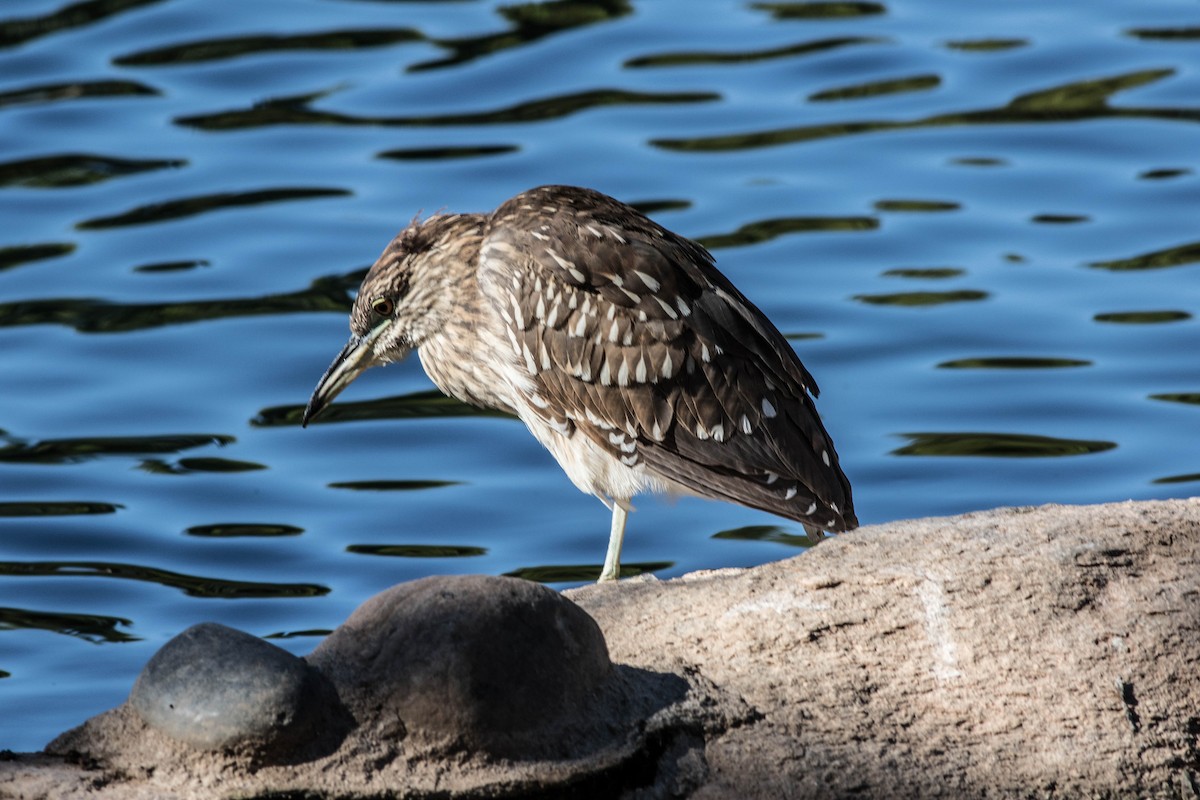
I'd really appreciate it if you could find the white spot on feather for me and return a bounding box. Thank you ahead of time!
[761,397,777,418]
[740,415,752,434]
[785,486,797,500]
[653,295,679,319]
[822,450,831,467]
[661,352,673,379]
[617,360,630,387]
[634,270,661,292]
[805,502,817,515]
[711,423,725,442]
[635,356,647,383]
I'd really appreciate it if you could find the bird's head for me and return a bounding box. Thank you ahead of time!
[302,213,484,426]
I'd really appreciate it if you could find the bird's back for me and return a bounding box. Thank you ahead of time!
[474,185,856,531]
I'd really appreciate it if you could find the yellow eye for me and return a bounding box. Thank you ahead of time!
[370,296,394,316]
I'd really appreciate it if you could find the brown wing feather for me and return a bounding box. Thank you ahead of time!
[479,185,856,530]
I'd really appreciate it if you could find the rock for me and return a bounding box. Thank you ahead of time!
[6,500,1199,799]
[128,622,323,755]
[306,573,615,758]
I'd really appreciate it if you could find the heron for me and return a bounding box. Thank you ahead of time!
[303,185,856,582]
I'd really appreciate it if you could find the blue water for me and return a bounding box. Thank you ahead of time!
[2,0,1198,751]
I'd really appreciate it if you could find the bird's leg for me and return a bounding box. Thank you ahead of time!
[598,501,629,583]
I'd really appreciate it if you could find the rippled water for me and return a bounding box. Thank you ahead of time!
[2,0,1198,751]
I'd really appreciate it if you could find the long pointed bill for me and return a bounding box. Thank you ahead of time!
[301,321,391,427]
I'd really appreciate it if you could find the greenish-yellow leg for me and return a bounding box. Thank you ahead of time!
[598,502,628,583]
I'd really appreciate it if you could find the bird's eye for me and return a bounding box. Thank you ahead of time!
[370,296,395,317]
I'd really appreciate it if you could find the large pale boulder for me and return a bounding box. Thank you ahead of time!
[2,499,1197,798]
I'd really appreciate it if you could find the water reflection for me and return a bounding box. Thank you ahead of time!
[893,433,1117,458]
[882,268,964,279]
[937,357,1091,369]
[0,606,138,644]
[0,434,235,464]
[0,502,121,517]
[712,524,822,549]
[1149,393,1200,407]
[943,38,1028,52]
[653,68,1185,152]
[0,561,328,599]
[504,561,673,583]
[114,29,424,66]
[0,243,75,272]
[751,2,886,20]
[0,79,158,108]
[625,35,884,68]
[696,215,878,249]
[140,457,266,474]
[809,74,940,103]
[378,145,519,161]
[177,88,720,131]
[874,199,960,213]
[133,260,210,274]
[0,0,165,49]
[0,272,357,333]
[1030,214,1089,225]
[1138,168,1192,180]
[1090,241,1200,272]
[408,0,633,73]
[346,544,487,558]
[0,155,183,189]
[185,524,304,538]
[854,290,987,307]
[76,187,351,230]
[328,480,459,491]
[1093,311,1191,324]
[254,390,511,428]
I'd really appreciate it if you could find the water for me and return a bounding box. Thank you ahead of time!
[1,0,1198,751]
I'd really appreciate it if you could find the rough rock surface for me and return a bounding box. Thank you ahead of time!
[2,499,1198,799]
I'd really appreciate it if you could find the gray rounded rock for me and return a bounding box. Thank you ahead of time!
[130,622,321,753]
[307,574,612,757]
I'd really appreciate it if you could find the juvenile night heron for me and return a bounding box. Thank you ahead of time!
[303,185,856,582]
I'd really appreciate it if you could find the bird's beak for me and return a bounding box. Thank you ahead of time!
[302,320,390,427]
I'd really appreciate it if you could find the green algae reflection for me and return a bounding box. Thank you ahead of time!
[893,432,1116,458]
[253,389,513,428]
[0,501,121,517]
[505,562,674,583]
[936,357,1091,369]
[346,544,487,558]
[854,290,987,307]
[0,561,328,599]
[1090,240,1200,272]
[653,67,1181,152]
[0,606,139,644]
[1093,311,1191,324]
[625,35,885,68]
[0,434,234,464]
[712,524,824,549]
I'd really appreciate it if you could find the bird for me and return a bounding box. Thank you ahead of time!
[302,185,856,582]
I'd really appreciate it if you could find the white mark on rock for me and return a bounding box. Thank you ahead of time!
[917,577,963,682]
